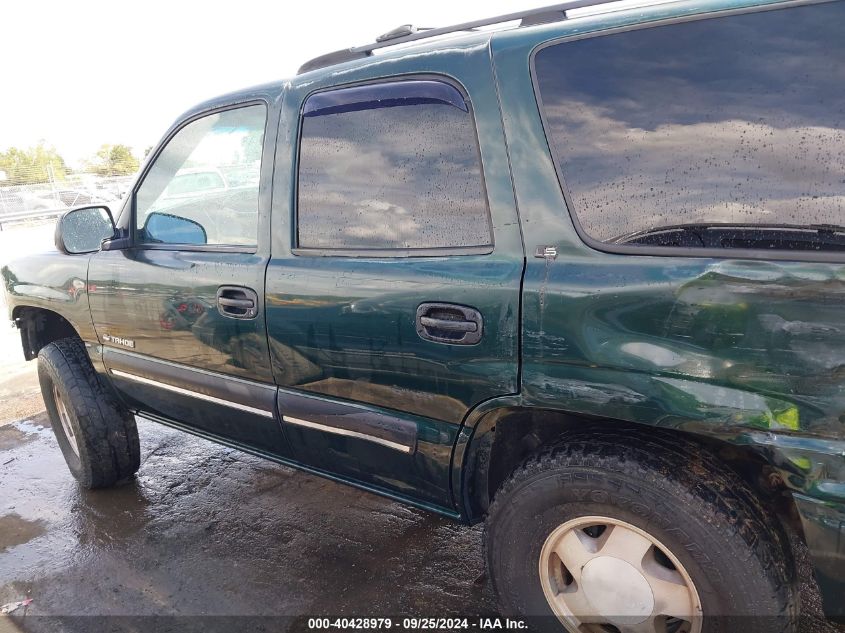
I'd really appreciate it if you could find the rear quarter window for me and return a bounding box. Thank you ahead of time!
[534,1,845,255]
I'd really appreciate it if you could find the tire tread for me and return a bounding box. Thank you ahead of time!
[38,338,140,488]
[485,428,799,628]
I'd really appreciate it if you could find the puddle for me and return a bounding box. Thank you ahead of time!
[0,513,46,551]
[17,417,50,430]
[0,425,32,452]
[0,418,51,452]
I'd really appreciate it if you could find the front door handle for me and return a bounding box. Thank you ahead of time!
[217,286,258,319]
[416,303,483,345]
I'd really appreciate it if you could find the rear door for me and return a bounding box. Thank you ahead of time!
[88,97,291,457]
[267,58,523,508]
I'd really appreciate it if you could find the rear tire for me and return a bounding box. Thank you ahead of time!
[484,431,798,633]
[38,337,140,488]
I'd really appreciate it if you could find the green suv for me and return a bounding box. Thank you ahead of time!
[4,0,844,630]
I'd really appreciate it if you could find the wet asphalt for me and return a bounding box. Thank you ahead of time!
[0,411,843,633]
[0,412,497,632]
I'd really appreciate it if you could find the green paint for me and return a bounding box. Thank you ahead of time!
[3,0,844,615]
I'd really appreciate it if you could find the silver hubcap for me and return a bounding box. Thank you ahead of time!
[539,516,703,633]
[53,385,80,457]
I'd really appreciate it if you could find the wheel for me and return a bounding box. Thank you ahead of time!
[484,431,798,633]
[38,337,140,488]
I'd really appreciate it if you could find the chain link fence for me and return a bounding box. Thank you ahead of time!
[0,173,135,228]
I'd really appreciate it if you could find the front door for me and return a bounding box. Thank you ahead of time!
[89,100,289,456]
[267,67,523,508]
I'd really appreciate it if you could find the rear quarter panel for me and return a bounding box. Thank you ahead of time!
[487,3,845,612]
[488,0,845,505]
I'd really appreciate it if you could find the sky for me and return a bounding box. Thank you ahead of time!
[1,0,525,167]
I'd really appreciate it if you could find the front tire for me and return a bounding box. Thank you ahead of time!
[38,338,140,488]
[484,431,798,633]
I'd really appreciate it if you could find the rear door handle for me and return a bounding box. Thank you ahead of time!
[419,316,477,333]
[416,303,483,345]
[217,286,258,319]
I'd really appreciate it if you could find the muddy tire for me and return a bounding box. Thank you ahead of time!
[38,337,140,488]
[484,431,798,633]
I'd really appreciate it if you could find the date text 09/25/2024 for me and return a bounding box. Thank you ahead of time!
[307,618,528,630]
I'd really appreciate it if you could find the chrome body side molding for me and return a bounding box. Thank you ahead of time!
[110,369,275,419]
[282,414,413,453]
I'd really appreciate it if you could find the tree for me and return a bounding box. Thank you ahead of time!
[0,142,67,185]
[87,144,140,177]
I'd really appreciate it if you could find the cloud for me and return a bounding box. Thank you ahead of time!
[542,98,845,241]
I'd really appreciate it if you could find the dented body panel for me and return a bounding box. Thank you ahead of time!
[489,1,845,611]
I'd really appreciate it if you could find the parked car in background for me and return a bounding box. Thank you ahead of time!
[162,167,228,200]
[3,0,845,631]
[0,190,61,215]
[54,189,117,208]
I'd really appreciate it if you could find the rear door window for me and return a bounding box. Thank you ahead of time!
[534,1,845,254]
[296,79,492,252]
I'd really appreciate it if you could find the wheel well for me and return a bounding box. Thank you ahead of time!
[465,408,803,537]
[13,307,80,360]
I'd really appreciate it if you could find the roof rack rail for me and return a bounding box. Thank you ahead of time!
[296,0,624,75]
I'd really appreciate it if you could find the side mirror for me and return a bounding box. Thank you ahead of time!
[143,212,207,245]
[55,206,116,255]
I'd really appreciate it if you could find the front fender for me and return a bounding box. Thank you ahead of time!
[3,251,98,344]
